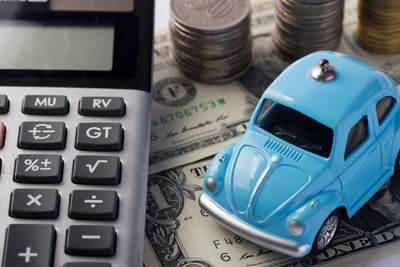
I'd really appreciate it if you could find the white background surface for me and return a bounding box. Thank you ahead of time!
[153,1,400,266]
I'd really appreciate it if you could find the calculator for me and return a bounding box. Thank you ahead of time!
[0,1,154,267]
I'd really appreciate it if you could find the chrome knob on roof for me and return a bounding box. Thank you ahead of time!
[311,59,337,82]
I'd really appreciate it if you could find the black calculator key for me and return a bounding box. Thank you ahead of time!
[0,95,9,114]
[75,123,123,151]
[14,154,63,183]
[10,189,60,219]
[69,190,119,220]
[18,122,66,150]
[22,95,69,115]
[63,263,111,267]
[79,97,125,117]
[3,224,56,267]
[0,121,5,148]
[72,156,121,185]
[65,225,116,256]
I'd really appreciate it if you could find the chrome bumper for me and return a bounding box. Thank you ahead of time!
[199,193,310,258]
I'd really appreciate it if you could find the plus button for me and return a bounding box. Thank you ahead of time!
[18,247,38,263]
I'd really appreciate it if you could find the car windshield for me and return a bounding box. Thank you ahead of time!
[255,99,333,158]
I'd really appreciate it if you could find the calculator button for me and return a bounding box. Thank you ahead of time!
[65,225,116,256]
[72,156,121,185]
[22,95,69,115]
[14,155,63,183]
[63,263,111,267]
[69,190,119,220]
[0,95,9,114]
[18,122,66,150]
[79,97,125,117]
[3,224,56,267]
[10,189,60,219]
[75,123,123,151]
[0,121,5,148]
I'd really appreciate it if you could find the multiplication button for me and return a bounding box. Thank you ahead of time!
[10,189,60,219]
[72,156,121,185]
[14,155,63,183]
[3,224,56,267]
[75,123,123,151]
[18,122,66,150]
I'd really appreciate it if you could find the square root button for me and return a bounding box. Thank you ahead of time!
[72,156,121,185]
[75,123,123,151]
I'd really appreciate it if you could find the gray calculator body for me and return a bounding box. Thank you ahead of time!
[0,0,154,266]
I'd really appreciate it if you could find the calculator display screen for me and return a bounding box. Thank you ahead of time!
[0,23,115,71]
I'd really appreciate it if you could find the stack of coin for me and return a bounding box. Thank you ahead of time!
[170,0,252,84]
[357,0,400,54]
[272,0,344,60]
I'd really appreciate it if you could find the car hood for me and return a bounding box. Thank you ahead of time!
[224,132,328,224]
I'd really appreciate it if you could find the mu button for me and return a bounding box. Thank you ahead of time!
[23,95,69,115]
[75,123,123,151]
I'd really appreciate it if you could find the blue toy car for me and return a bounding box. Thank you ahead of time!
[199,51,400,257]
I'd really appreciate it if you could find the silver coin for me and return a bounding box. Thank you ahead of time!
[171,0,250,34]
[273,0,344,60]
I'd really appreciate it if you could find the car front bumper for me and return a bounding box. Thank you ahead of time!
[199,193,311,258]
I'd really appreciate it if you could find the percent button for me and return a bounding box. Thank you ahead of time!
[14,155,63,184]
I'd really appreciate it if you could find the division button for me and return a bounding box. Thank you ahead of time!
[14,154,63,183]
[18,122,66,150]
[79,97,125,117]
[75,123,123,151]
[65,225,116,256]
[69,190,119,220]
[63,263,111,267]
[0,95,9,114]
[0,121,5,148]
[10,189,60,219]
[72,156,121,185]
[22,95,69,115]
[3,224,56,267]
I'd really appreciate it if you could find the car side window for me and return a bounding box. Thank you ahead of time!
[345,116,368,159]
[376,96,396,125]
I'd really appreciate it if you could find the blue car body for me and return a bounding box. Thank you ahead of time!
[199,51,400,257]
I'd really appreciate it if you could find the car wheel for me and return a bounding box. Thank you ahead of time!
[395,151,400,174]
[311,211,340,254]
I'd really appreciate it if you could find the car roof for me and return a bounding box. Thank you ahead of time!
[262,51,398,130]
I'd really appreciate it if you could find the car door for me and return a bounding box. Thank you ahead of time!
[339,114,381,211]
[373,95,398,174]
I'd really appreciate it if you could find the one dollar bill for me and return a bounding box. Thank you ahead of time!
[144,159,400,267]
[149,29,258,174]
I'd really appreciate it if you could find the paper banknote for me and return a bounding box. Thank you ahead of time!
[144,159,400,267]
[149,30,259,174]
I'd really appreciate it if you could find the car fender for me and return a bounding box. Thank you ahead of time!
[286,190,346,245]
[204,143,236,194]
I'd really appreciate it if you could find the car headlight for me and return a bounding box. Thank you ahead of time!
[205,177,217,192]
[288,220,303,236]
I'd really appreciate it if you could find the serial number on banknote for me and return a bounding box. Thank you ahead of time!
[151,97,227,126]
